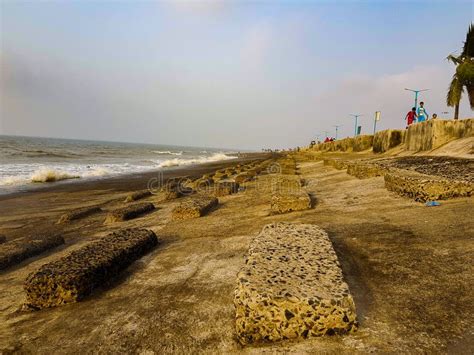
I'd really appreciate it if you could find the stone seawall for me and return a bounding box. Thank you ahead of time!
[309,118,473,154]
[372,129,405,153]
[403,119,474,151]
[312,135,373,152]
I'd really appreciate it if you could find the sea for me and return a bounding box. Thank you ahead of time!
[0,135,237,195]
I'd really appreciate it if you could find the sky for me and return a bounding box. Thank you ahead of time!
[1,0,473,150]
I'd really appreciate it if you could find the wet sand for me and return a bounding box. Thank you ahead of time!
[1,154,473,353]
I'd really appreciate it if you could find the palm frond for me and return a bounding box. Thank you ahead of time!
[466,83,474,110]
[456,61,474,84]
[462,23,474,58]
[446,74,463,107]
[447,54,462,65]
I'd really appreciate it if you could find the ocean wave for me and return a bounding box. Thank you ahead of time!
[152,150,183,156]
[158,153,234,168]
[0,176,27,186]
[30,168,80,183]
[0,166,111,187]
[5,149,81,159]
[82,167,110,177]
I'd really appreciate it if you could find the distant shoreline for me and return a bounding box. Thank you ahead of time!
[0,134,250,153]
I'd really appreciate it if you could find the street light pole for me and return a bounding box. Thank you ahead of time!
[374,111,381,135]
[349,114,362,137]
[333,125,342,140]
[405,88,429,110]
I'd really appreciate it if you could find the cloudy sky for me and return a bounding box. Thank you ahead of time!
[1,0,473,150]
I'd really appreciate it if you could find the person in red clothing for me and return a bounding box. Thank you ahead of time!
[405,107,417,128]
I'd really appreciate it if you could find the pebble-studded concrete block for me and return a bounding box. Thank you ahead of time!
[323,159,349,170]
[270,191,311,214]
[104,203,155,223]
[172,195,219,220]
[214,170,228,180]
[124,190,152,202]
[57,206,102,224]
[214,182,240,196]
[24,228,158,309]
[257,175,303,193]
[276,158,297,173]
[225,168,238,176]
[235,173,251,184]
[246,169,258,178]
[234,223,357,345]
[274,175,303,190]
[164,186,194,200]
[162,177,195,194]
[384,169,473,202]
[0,235,65,270]
[346,162,386,179]
[192,178,214,192]
[162,179,194,200]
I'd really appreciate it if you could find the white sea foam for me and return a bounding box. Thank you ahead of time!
[83,167,111,177]
[158,153,234,168]
[152,150,183,156]
[0,176,27,186]
[30,168,80,183]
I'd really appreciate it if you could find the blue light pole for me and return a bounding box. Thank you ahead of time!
[349,114,362,137]
[405,88,429,110]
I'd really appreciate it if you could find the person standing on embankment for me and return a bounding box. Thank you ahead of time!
[405,107,417,128]
[417,101,429,122]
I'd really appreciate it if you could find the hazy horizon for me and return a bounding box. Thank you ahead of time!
[1,0,473,150]
[0,132,245,152]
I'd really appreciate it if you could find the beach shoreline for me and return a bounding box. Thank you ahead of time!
[0,152,271,201]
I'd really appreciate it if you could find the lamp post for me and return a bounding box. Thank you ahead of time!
[374,111,381,135]
[405,88,429,110]
[333,125,342,140]
[349,114,362,137]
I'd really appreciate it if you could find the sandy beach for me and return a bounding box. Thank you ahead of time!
[1,138,473,353]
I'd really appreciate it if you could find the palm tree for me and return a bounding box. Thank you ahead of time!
[447,23,474,119]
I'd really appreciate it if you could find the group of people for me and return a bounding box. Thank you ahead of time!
[404,102,437,128]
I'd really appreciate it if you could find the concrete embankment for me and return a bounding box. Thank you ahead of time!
[372,129,405,153]
[403,118,473,151]
[309,118,473,155]
[311,135,373,152]
[302,120,473,202]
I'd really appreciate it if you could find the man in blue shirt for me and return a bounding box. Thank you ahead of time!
[417,101,428,122]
